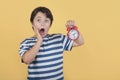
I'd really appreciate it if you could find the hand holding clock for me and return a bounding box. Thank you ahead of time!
[66,20,80,40]
[66,20,84,46]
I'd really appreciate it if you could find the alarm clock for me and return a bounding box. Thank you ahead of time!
[67,26,80,40]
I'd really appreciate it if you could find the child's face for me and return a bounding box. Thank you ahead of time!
[32,12,51,37]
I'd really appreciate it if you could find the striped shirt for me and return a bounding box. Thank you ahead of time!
[19,34,73,80]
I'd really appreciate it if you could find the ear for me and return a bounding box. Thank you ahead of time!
[31,22,35,30]
[32,26,34,30]
[32,24,35,30]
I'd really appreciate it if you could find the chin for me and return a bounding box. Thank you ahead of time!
[41,34,47,37]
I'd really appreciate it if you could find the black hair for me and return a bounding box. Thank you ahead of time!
[30,6,53,25]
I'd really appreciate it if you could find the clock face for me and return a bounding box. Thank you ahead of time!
[68,29,79,40]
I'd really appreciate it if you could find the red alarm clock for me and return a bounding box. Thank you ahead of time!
[67,26,80,40]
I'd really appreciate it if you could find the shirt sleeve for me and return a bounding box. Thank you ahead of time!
[61,34,74,51]
[19,39,31,57]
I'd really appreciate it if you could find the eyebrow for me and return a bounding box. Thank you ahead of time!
[35,16,50,20]
[36,16,41,18]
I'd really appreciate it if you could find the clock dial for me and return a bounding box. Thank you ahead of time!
[68,29,79,40]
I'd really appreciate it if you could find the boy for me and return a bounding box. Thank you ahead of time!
[19,6,84,80]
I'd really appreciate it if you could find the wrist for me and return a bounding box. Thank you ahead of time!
[36,39,42,44]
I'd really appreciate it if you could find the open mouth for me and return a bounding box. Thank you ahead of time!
[39,28,45,35]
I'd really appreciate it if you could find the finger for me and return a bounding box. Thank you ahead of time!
[66,20,75,28]
[33,26,39,35]
[66,20,71,27]
[70,20,75,26]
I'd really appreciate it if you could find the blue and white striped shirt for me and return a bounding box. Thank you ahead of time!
[19,34,73,80]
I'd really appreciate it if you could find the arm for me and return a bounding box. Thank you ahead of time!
[22,26,42,64]
[66,20,84,47]
[22,40,41,64]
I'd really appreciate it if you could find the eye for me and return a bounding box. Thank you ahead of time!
[45,19,50,23]
[37,19,41,22]
[45,20,49,22]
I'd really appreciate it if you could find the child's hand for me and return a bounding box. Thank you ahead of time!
[66,20,76,28]
[33,26,43,42]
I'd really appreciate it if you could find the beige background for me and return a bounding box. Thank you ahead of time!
[0,0,120,80]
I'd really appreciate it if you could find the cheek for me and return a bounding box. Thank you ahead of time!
[32,23,39,28]
[45,26,50,32]
[45,26,50,30]
[46,24,50,27]
[45,22,51,27]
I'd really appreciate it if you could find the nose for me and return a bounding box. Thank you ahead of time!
[41,22,45,27]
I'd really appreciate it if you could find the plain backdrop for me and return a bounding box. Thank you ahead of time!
[0,0,120,80]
